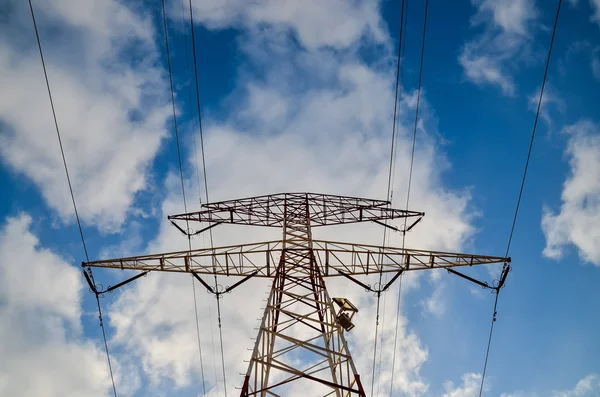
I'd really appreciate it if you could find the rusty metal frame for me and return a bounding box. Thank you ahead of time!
[238,194,365,396]
[168,192,424,230]
[84,240,508,279]
[82,192,510,396]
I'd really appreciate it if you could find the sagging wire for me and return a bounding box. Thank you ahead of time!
[28,1,118,395]
[188,1,229,395]
[160,0,209,394]
[178,0,221,391]
[477,0,563,395]
[388,0,420,394]
[371,0,411,395]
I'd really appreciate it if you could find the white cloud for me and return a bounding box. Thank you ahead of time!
[0,213,123,396]
[422,282,446,316]
[0,0,171,232]
[442,373,600,397]
[542,120,600,265]
[591,0,600,24]
[459,0,538,95]
[473,0,536,35]
[554,374,600,396]
[442,373,483,397]
[184,0,387,50]
[500,373,600,397]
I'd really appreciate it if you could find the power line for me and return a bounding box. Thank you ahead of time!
[161,0,188,214]
[187,1,228,395]
[477,0,563,395]
[389,0,416,394]
[391,0,428,393]
[160,0,208,395]
[27,1,118,396]
[177,0,221,390]
[179,0,204,207]
[372,0,414,394]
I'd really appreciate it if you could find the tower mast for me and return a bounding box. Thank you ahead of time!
[240,194,365,396]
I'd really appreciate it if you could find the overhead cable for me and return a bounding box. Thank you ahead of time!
[178,0,221,389]
[28,1,117,395]
[477,0,563,395]
[187,1,229,395]
[372,0,419,395]
[160,0,208,394]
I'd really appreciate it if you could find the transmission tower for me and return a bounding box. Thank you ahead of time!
[84,192,510,396]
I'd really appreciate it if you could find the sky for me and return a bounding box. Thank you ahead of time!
[0,0,599,396]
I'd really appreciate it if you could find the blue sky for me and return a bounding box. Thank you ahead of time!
[1,0,600,396]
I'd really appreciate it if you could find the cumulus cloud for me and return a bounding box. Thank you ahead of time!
[500,373,600,397]
[459,0,538,95]
[0,0,171,232]
[542,120,600,265]
[443,373,600,397]
[442,373,483,397]
[184,0,387,50]
[0,213,122,396]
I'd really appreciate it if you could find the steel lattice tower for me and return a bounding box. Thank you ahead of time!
[84,193,510,396]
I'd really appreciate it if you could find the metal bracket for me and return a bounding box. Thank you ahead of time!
[496,263,511,290]
[82,268,149,295]
[404,216,423,233]
[372,216,423,235]
[169,220,223,237]
[336,269,372,291]
[102,271,150,294]
[169,220,189,236]
[82,269,98,294]
[372,219,400,233]
[446,268,492,290]
[192,271,215,294]
[192,221,223,236]
[223,271,259,294]
[380,269,404,292]
[192,270,259,297]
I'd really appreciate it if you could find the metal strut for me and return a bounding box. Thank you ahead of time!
[80,192,510,396]
[82,267,149,294]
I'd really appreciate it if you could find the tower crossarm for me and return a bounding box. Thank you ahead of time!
[167,192,424,228]
[83,239,509,279]
[311,240,509,276]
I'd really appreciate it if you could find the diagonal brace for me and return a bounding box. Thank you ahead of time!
[82,268,149,294]
[192,271,215,294]
[380,269,404,292]
[446,268,491,289]
[336,269,372,291]
[223,271,258,294]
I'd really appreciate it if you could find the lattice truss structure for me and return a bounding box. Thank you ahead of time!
[84,193,510,396]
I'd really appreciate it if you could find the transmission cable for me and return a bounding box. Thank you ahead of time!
[177,0,221,393]
[477,0,563,395]
[179,0,204,206]
[374,0,408,392]
[388,0,423,394]
[389,0,427,393]
[160,1,208,394]
[28,1,118,396]
[188,1,229,395]
[371,0,413,394]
